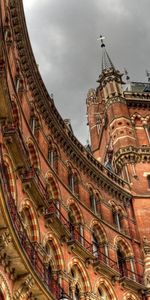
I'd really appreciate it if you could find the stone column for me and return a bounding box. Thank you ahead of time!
[143,237,150,289]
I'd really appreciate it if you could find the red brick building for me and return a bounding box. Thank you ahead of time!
[0,1,149,299]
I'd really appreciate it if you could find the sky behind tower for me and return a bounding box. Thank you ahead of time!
[24,0,150,145]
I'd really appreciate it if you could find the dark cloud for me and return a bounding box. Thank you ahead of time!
[24,0,150,144]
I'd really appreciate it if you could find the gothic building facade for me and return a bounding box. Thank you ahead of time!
[0,0,150,299]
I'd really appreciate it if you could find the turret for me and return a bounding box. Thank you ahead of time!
[87,36,137,168]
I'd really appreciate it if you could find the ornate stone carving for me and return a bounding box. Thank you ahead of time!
[13,274,35,300]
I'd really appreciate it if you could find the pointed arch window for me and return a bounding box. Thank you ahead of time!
[92,232,99,258]
[68,168,79,197]
[89,188,97,214]
[112,209,122,231]
[48,146,58,172]
[68,210,75,239]
[70,268,80,300]
[68,168,74,193]
[117,249,126,277]
[97,287,110,300]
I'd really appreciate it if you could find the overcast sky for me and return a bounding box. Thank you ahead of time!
[24,0,150,145]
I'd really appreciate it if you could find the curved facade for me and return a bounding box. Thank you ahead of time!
[0,1,150,299]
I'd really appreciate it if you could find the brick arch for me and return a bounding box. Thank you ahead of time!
[20,199,40,242]
[11,100,20,127]
[0,273,11,300]
[94,277,117,300]
[91,219,107,244]
[114,236,133,257]
[43,232,64,271]
[131,113,143,126]
[45,172,60,200]
[27,139,40,169]
[109,200,125,216]
[3,154,16,200]
[122,292,139,300]
[68,258,91,293]
[68,199,83,225]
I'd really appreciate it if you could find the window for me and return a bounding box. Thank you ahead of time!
[68,169,75,193]
[68,211,75,239]
[30,116,36,134]
[70,269,80,300]
[68,169,79,196]
[97,287,109,300]
[89,189,97,214]
[147,175,150,188]
[112,210,122,231]
[48,147,58,171]
[92,233,99,258]
[117,249,126,277]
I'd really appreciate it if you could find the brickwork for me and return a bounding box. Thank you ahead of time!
[0,0,149,299]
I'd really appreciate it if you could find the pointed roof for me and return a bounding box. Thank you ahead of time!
[98,36,115,71]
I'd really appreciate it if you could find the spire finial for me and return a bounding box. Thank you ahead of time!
[124,68,130,82]
[97,35,105,48]
[97,35,115,71]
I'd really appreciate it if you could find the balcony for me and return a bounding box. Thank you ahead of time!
[67,227,93,260]
[2,126,29,169]
[21,168,48,207]
[93,249,120,278]
[45,202,71,241]
[1,180,69,299]
[119,268,144,290]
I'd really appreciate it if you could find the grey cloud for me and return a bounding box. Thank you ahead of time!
[24,0,150,144]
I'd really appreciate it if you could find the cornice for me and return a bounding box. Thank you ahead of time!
[5,1,132,201]
[114,146,150,167]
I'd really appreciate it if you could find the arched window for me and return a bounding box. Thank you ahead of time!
[112,209,122,231]
[68,210,75,239]
[68,168,74,192]
[70,268,80,300]
[68,168,79,197]
[92,232,99,258]
[97,286,110,300]
[30,115,40,138]
[117,249,126,277]
[48,146,58,172]
[89,188,97,214]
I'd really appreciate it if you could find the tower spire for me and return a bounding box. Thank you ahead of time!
[97,35,115,71]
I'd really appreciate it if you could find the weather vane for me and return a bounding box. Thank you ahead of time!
[97,35,105,48]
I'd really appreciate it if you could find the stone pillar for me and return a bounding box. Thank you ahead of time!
[143,237,150,289]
